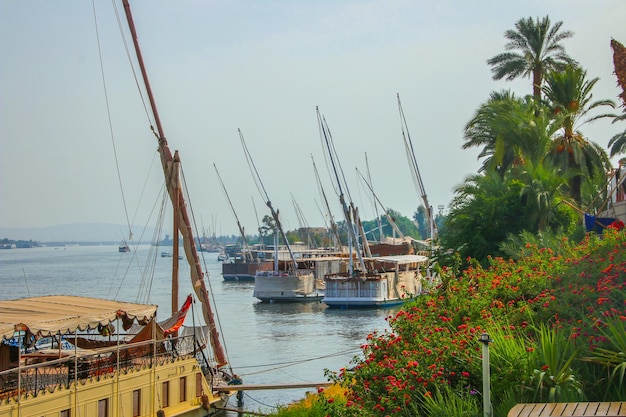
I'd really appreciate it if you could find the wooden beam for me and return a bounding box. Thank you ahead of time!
[214,382,333,391]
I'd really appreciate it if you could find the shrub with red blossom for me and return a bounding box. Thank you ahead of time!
[323,229,626,416]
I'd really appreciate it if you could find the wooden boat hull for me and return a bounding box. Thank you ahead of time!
[222,261,273,282]
[0,356,233,417]
[253,272,323,302]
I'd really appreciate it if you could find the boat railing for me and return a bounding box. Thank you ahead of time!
[0,333,199,402]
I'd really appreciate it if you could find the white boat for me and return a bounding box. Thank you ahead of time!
[317,107,433,308]
[0,2,237,416]
[323,254,428,308]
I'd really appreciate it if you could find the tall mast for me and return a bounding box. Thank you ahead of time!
[311,155,341,251]
[213,163,252,262]
[355,168,404,239]
[238,129,299,272]
[122,0,227,367]
[397,93,437,240]
[172,156,180,319]
[317,107,366,273]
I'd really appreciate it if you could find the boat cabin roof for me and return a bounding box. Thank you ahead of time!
[368,254,429,264]
[0,295,157,340]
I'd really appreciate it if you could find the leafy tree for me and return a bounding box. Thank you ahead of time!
[361,209,420,240]
[258,214,276,245]
[487,15,577,101]
[413,206,429,239]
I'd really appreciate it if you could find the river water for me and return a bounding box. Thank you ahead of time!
[0,244,396,414]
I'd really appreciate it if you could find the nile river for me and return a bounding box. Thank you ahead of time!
[0,244,396,414]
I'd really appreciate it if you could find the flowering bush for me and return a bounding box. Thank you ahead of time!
[318,229,626,417]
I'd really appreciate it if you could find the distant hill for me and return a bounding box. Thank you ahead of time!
[0,223,166,244]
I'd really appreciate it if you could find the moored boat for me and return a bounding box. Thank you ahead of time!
[0,295,234,417]
[0,1,238,415]
[323,254,428,308]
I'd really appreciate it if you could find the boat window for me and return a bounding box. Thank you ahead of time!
[196,373,203,397]
[180,376,187,402]
[132,389,141,417]
[98,398,108,417]
[162,381,170,408]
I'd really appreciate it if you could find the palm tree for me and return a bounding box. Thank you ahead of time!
[487,16,577,101]
[608,113,626,157]
[542,65,614,205]
[463,91,561,176]
[516,159,568,232]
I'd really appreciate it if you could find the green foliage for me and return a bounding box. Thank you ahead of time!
[420,385,481,417]
[441,171,565,266]
[585,314,626,398]
[529,324,585,403]
[360,209,421,240]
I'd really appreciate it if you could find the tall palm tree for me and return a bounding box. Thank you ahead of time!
[542,65,614,205]
[487,16,577,101]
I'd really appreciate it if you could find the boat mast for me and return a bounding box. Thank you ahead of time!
[311,155,342,251]
[238,129,299,272]
[122,0,227,367]
[364,153,384,243]
[397,93,437,240]
[355,168,405,239]
[213,163,253,262]
[172,156,180,318]
[316,107,366,273]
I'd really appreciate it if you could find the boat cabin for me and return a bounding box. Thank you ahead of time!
[0,295,230,417]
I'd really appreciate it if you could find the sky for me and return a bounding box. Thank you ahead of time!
[1,0,625,239]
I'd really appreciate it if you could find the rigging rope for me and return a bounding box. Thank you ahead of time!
[111,0,155,131]
[92,0,132,241]
[234,347,361,377]
[180,165,235,375]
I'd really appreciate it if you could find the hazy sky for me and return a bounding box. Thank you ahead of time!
[1,1,625,238]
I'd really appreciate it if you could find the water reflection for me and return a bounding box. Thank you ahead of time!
[252,300,327,315]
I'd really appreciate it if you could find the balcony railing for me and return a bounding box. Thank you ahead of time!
[0,334,199,402]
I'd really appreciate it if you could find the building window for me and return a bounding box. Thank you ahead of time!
[98,399,108,417]
[60,410,71,417]
[162,381,169,408]
[132,389,141,417]
[195,373,203,397]
[179,376,187,402]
